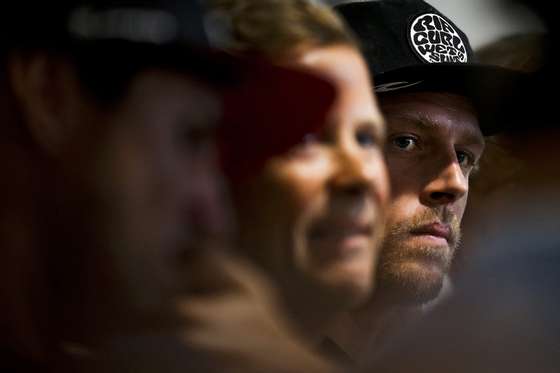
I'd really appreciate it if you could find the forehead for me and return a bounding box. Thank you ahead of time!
[296,45,385,130]
[380,91,483,145]
[297,45,370,90]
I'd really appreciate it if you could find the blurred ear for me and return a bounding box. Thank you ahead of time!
[8,52,89,156]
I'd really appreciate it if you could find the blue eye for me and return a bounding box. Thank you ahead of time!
[392,135,418,151]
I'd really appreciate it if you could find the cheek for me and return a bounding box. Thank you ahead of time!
[267,166,329,269]
[455,193,469,221]
[266,157,332,222]
[384,194,419,227]
[387,163,421,198]
[364,151,390,205]
[94,124,174,252]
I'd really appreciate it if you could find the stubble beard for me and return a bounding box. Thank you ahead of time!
[375,209,461,305]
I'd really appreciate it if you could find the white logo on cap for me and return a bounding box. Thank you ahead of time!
[409,13,468,64]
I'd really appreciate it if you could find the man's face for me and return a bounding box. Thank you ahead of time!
[377,92,484,304]
[235,46,389,308]
[77,70,229,322]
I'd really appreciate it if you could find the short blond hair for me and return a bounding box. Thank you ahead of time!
[207,0,357,58]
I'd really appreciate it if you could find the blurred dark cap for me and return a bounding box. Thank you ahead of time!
[335,0,527,136]
[1,1,240,84]
[3,1,209,49]
[1,1,336,181]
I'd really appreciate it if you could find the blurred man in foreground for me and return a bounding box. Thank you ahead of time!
[0,1,338,372]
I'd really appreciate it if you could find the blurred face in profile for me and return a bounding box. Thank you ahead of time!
[234,45,389,308]
[61,70,229,329]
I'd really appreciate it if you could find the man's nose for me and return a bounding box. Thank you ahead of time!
[420,158,468,207]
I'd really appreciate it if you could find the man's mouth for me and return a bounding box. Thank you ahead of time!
[410,222,452,243]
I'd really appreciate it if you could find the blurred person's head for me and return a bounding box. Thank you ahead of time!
[210,0,389,319]
[0,0,335,365]
[0,4,231,362]
[334,0,526,305]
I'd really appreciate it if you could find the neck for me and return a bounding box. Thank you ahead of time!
[325,293,424,365]
[279,276,346,346]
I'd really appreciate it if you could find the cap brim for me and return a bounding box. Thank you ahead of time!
[374,64,529,136]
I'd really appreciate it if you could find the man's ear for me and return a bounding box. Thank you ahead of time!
[9,52,89,156]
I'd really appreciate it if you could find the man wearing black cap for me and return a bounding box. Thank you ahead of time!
[0,1,337,372]
[326,0,523,363]
[355,2,560,371]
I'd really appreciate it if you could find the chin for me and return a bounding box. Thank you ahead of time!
[315,263,375,309]
[376,260,446,305]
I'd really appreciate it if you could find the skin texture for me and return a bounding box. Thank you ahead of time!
[234,45,389,325]
[377,91,485,304]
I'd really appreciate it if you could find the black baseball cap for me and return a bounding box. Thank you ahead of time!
[2,1,336,178]
[335,0,527,135]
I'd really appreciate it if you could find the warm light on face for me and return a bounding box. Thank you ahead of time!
[235,45,389,309]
